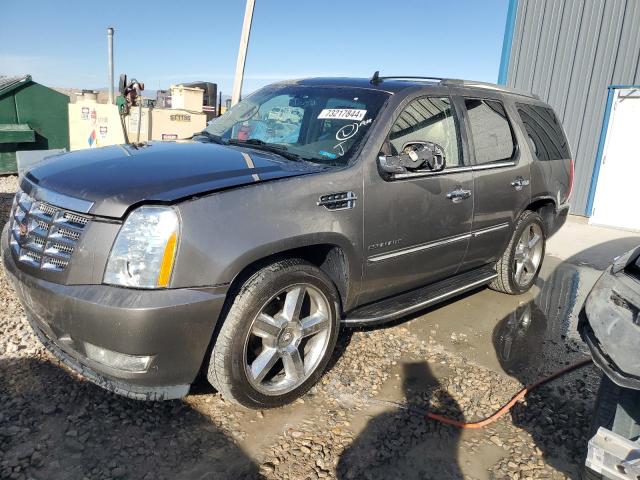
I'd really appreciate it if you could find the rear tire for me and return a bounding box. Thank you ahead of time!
[207,259,340,409]
[490,210,546,294]
[582,375,640,479]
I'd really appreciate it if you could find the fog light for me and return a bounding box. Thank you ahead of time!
[83,342,152,373]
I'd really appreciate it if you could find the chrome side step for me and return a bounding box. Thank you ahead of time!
[344,265,497,326]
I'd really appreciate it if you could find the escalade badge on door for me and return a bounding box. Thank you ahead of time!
[368,239,402,250]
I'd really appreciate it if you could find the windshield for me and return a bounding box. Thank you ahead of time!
[204,85,389,166]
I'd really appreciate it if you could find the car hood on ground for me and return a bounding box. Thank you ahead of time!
[24,141,323,218]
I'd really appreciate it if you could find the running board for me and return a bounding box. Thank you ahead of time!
[344,265,497,326]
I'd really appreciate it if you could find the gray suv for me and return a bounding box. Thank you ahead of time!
[3,75,573,408]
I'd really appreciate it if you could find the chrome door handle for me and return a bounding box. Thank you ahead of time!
[446,188,472,203]
[511,177,530,191]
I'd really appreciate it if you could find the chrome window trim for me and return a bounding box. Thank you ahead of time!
[368,222,511,263]
[22,177,94,213]
[471,161,516,171]
[392,161,516,180]
[394,166,472,179]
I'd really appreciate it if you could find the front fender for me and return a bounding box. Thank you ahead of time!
[223,231,358,287]
[170,170,364,298]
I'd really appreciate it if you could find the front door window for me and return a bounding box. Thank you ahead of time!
[388,97,463,168]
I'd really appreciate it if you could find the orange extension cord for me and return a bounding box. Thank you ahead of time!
[427,358,594,429]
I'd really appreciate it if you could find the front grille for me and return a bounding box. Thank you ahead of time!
[9,189,91,272]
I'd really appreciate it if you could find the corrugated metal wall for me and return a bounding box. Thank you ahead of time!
[506,0,640,215]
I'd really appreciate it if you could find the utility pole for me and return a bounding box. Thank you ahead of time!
[231,0,255,106]
[107,27,115,104]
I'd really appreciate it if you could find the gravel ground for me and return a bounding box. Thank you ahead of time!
[0,174,601,480]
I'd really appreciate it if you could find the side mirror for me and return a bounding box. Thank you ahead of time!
[378,142,446,175]
[378,154,407,174]
[429,144,446,171]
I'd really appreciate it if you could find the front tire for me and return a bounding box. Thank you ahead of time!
[490,210,546,294]
[207,259,341,408]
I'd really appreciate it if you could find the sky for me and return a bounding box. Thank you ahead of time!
[1,0,509,96]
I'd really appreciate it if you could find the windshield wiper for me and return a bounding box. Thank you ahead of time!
[192,131,228,145]
[228,139,302,162]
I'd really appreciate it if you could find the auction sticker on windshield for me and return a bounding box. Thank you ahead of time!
[318,109,367,121]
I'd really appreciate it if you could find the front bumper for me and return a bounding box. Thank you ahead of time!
[579,265,640,390]
[2,226,227,400]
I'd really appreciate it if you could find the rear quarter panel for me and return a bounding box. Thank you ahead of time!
[529,156,572,207]
[510,99,573,208]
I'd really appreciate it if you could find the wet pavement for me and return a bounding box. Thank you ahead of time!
[2,183,640,480]
[202,219,640,479]
[405,256,593,383]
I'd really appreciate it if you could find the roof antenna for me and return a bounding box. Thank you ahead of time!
[370,71,381,85]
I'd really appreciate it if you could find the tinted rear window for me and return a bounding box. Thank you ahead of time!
[516,103,570,161]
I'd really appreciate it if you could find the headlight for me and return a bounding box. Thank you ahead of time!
[104,206,179,288]
[612,246,640,274]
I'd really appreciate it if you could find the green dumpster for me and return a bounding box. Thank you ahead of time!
[0,75,69,174]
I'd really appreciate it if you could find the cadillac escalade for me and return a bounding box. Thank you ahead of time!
[3,74,573,408]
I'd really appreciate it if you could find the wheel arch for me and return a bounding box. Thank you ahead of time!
[224,235,357,316]
[525,196,557,236]
[195,237,355,384]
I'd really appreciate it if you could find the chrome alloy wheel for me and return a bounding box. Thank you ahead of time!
[243,284,332,395]
[513,223,544,287]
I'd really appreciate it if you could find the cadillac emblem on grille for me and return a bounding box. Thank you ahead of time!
[17,220,28,239]
[9,189,91,272]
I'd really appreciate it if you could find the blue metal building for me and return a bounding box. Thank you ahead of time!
[499,0,640,216]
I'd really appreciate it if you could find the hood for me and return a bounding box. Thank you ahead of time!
[24,141,322,218]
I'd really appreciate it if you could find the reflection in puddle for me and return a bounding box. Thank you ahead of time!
[492,264,584,380]
[493,302,543,374]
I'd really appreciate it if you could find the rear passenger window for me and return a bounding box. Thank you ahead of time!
[389,97,462,168]
[464,99,516,164]
[516,103,570,160]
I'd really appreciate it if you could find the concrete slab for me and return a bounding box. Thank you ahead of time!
[547,215,640,269]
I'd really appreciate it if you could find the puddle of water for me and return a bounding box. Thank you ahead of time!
[405,255,602,382]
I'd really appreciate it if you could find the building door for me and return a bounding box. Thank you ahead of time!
[590,88,640,231]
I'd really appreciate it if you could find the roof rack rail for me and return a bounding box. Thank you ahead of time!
[370,72,446,85]
[369,72,539,99]
[441,79,540,99]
